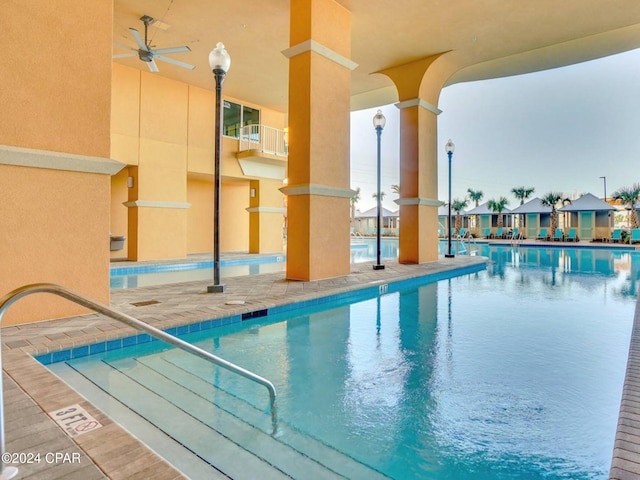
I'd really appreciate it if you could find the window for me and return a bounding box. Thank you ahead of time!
[223,101,260,138]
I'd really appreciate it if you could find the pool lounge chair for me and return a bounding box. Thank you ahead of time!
[606,229,622,243]
[458,228,468,238]
[631,229,640,244]
[510,228,523,240]
[536,228,548,240]
[552,228,564,241]
[482,228,492,238]
[565,228,578,242]
[491,227,504,239]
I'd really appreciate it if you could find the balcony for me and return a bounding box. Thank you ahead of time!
[236,125,287,180]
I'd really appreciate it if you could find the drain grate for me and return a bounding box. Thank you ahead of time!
[130,300,160,307]
[242,309,268,320]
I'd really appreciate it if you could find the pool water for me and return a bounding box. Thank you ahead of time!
[110,256,286,289]
[51,246,639,479]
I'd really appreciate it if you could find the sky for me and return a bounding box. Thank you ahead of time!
[350,48,640,212]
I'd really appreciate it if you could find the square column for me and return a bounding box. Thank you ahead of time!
[282,0,356,280]
[396,99,441,263]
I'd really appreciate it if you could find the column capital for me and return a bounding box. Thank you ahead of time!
[395,197,444,207]
[123,200,191,209]
[246,206,286,214]
[282,39,358,71]
[395,98,442,116]
[280,183,355,198]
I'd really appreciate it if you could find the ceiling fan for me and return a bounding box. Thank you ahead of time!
[113,15,195,72]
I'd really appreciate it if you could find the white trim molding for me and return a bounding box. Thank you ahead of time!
[123,200,191,209]
[395,98,442,116]
[282,40,358,71]
[395,197,444,207]
[0,144,125,175]
[280,183,355,198]
[246,207,286,214]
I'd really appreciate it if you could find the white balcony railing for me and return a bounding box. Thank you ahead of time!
[239,125,287,157]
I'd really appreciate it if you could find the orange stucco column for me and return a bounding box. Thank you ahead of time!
[0,1,120,325]
[281,0,356,280]
[378,55,448,264]
[395,99,442,263]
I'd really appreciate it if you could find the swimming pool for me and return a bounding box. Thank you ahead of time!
[48,245,639,479]
[110,255,286,289]
[111,240,401,289]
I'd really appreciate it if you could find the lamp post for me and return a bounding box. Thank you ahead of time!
[445,139,455,258]
[373,109,386,270]
[207,42,231,293]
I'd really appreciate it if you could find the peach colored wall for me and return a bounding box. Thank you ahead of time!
[1,1,114,325]
[186,179,250,253]
[0,166,111,325]
[187,178,214,254]
[111,65,285,259]
[111,63,141,166]
[221,182,250,252]
[1,2,112,157]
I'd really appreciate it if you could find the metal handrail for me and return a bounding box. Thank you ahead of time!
[0,283,278,477]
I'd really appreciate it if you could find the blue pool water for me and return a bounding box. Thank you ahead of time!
[51,246,639,479]
[110,255,286,289]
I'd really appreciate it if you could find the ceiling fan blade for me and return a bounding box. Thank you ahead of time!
[151,46,191,55]
[129,27,148,51]
[112,53,138,59]
[154,55,196,70]
[147,58,160,73]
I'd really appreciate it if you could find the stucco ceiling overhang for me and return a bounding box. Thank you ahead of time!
[113,0,640,112]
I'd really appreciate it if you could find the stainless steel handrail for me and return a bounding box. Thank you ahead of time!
[0,283,278,477]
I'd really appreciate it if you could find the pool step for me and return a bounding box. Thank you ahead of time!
[69,355,389,480]
[139,351,390,480]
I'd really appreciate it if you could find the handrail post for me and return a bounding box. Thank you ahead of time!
[0,283,280,456]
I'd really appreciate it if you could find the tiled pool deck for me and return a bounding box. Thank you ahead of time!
[1,246,639,479]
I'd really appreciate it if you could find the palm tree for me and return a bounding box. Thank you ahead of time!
[350,187,361,226]
[467,188,484,207]
[540,192,565,235]
[372,191,386,203]
[487,196,509,227]
[451,198,469,233]
[511,186,535,205]
[612,183,640,229]
[391,184,400,197]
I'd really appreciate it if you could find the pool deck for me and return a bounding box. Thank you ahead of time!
[1,254,490,479]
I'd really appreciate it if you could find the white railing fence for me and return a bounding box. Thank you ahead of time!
[239,125,287,157]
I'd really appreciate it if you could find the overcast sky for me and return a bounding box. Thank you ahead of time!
[350,48,640,212]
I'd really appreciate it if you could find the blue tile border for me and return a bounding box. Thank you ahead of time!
[36,263,484,366]
[35,314,243,365]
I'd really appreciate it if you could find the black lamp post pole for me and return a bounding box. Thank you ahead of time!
[445,141,455,258]
[208,68,226,293]
[372,110,386,270]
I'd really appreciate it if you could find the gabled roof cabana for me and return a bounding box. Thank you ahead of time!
[465,202,513,236]
[558,193,615,241]
[438,204,468,232]
[354,206,399,235]
[510,197,553,238]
